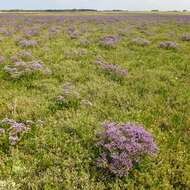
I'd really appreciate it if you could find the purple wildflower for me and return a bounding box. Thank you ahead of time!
[18,39,38,48]
[94,58,128,77]
[97,122,157,177]
[9,135,19,146]
[132,38,150,46]
[158,41,177,49]
[100,35,120,48]
[181,34,190,41]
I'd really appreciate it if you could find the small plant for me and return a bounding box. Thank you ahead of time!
[158,41,177,49]
[94,57,128,78]
[4,60,50,79]
[54,83,81,110]
[96,122,157,177]
[132,37,150,47]
[181,34,190,41]
[17,39,38,48]
[100,35,120,48]
[0,118,44,149]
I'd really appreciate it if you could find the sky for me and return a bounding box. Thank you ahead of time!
[1,0,190,11]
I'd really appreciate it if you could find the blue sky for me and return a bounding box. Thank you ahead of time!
[1,0,190,11]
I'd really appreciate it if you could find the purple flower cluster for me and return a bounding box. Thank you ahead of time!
[97,122,157,177]
[24,28,40,37]
[132,38,150,47]
[181,34,190,41]
[95,58,128,77]
[100,35,120,48]
[56,83,80,102]
[67,27,79,39]
[0,118,44,146]
[64,49,88,59]
[4,60,47,78]
[158,41,177,49]
[18,50,33,60]
[18,39,38,48]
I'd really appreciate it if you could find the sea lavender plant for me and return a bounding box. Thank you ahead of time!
[0,118,44,146]
[181,34,190,41]
[158,41,177,49]
[97,122,157,177]
[4,60,46,78]
[18,39,38,48]
[132,37,150,47]
[67,27,79,39]
[54,83,81,109]
[94,58,128,78]
[18,50,33,61]
[100,35,120,48]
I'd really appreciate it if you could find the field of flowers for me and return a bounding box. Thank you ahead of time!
[0,12,189,189]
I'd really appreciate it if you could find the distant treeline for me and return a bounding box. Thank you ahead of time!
[0,9,98,12]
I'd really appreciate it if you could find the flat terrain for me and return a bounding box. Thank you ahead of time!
[0,12,189,189]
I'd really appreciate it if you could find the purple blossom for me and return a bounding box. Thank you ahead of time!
[94,58,128,77]
[18,39,38,48]
[24,28,39,37]
[158,41,177,49]
[132,38,150,47]
[0,118,44,146]
[181,34,190,41]
[9,135,19,146]
[100,35,120,48]
[97,122,157,177]
[18,50,33,60]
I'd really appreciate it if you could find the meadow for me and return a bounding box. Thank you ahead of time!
[0,12,189,189]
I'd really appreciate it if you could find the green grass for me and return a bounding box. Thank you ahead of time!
[0,12,189,189]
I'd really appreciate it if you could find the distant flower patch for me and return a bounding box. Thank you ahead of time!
[158,41,177,49]
[64,49,88,59]
[132,37,150,47]
[79,38,91,47]
[67,27,79,39]
[24,28,40,37]
[181,34,190,41]
[94,58,128,78]
[96,122,157,177]
[17,39,38,48]
[100,35,120,48]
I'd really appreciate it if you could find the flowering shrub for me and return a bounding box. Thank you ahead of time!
[94,58,128,78]
[18,50,33,61]
[67,27,79,39]
[18,39,38,48]
[24,28,40,37]
[96,122,157,177]
[100,35,120,48]
[132,37,150,47]
[64,49,88,59]
[54,83,81,109]
[181,34,190,41]
[4,60,49,78]
[158,41,177,49]
[0,118,44,147]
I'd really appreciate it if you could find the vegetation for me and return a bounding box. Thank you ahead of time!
[0,12,189,189]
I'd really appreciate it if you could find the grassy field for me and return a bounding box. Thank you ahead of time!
[0,12,189,189]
